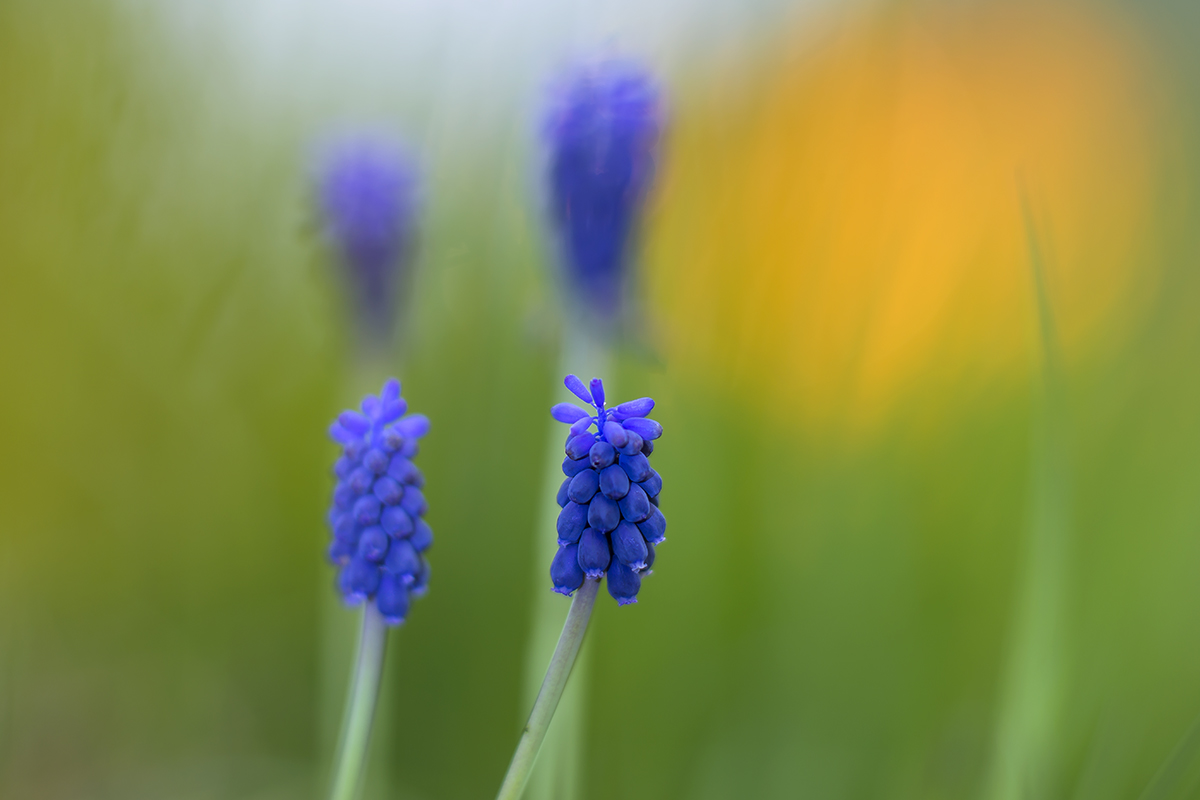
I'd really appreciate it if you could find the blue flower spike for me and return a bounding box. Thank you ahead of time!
[327,378,432,625]
[317,138,419,340]
[551,374,664,605]
[543,60,663,318]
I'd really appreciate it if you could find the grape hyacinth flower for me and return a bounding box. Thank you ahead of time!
[542,60,663,318]
[317,138,419,341]
[325,379,430,800]
[327,378,432,624]
[495,374,664,800]
[550,374,664,605]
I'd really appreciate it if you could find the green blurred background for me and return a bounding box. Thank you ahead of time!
[4,0,1200,798]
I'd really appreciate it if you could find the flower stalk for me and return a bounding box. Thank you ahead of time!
[496,578,601,800]
[329,603,389,800]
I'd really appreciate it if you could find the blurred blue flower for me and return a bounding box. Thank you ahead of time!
[327,378,432,625]
[543,59,663,318]
[317,138,419,340]
[550,375,665,605]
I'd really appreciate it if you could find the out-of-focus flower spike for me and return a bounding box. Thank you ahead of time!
[589,378,605,408]
[326,379,433,626]
[542,59,664,319]
[316,137,419,343]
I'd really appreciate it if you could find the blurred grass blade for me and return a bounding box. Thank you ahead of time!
[1139,716,1200,800]
[983,183,1072,800]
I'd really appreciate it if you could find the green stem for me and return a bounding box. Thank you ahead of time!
[496,578,601,800]
[330,603,389,800]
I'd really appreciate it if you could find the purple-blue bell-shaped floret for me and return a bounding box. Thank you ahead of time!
[326,379,433,625]
[621,418,662,441]
[557,501,588,545]
[409,519,434,552]
[612,520,648,570]
[568,470,600,504]
[577,528,611,578]
[619,452,652,483]
[589,441,616,469]
[563,455,592,478]
[380,506,413,537]
[410,559,431,597]
[376,573,412,624]
[617,483,651,523]
[548,374,666,604]
[344,557,382,602]
[587,493,621,533]
[384,539,421,580]
[552,543,586,596]
[358,527,390,562]
[638,470,662,498]
[599,464,630,500]
[565,433,597,461]
[638,506,666,544]
[607,559,642,606]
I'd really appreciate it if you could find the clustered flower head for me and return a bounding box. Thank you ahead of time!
[542,59,663,318]
[327,379,432,625]
[550,375,665,605]
[317,137,419,339]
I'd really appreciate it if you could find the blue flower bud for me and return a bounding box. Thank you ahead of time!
[372,476,404,506]
[606,559,641,606]
[409,518,434,552]
[568,469,600,504]
[326,379,433,625]
[613,397,654,419]
[384,539,420,579]
[637,506,666,545]
[549,375,666,604]
[380,506,413,537]
[587,493,621,533]
[599,464,630,500]
[611,520,648,570]
[577,528,611,578]
[619,452,652,483]
[621,417,662,441]
[551,543,586,596]
[563,455,592,478]
[552,403,590,424]
[617,483,651,523]
[556,501,588,545]
[358,527,390,562]
[589,441,616,469]
[638,468,660,495]
[376,573,411,625]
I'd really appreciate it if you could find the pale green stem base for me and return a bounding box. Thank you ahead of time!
[330,603,389,800]
[497,578,601,800]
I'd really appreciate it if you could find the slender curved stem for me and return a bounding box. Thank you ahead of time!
[496,579,601,800]
[330,603,389,800]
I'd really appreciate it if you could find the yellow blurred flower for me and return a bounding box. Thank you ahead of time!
[646,1,1161,436]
